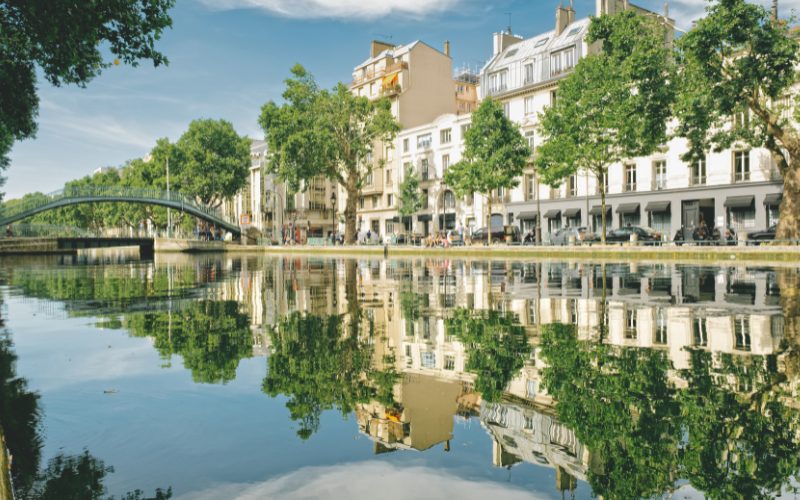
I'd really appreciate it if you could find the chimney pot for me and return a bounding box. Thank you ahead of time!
[445,40,450,56]
[665,4,669,19]
[773,0,778,20]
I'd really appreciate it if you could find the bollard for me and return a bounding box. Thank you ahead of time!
[568,236,577,246]
[630,233,639,247]
[384,244,388,258]
[738,232,749,247]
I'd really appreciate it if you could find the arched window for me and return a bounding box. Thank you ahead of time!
[440,190,456,209]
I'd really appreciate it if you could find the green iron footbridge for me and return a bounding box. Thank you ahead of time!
[0,187,240,235]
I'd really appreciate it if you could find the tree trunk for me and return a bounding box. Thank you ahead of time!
[487,191,493,245]
[778,268,800,378]
[598,169,607,243]
[776,156,800,243]
[344,258,360,320]
[343,176,359,244]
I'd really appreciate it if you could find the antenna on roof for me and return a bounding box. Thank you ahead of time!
[504,12,512,33]
[373,33,392,43]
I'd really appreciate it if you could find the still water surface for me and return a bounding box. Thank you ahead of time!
[1,251,799,499]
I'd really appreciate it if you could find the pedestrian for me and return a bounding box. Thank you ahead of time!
[366,228,371,244]
[458,221,465,245]
[5,224,11,238]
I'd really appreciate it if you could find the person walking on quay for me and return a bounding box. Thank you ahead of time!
[5,225,12,238]
[458,221,465,245]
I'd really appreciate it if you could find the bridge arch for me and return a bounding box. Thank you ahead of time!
[0,187,240,235]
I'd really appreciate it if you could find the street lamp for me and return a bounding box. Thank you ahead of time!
[534,165,542,244]
[331,191,337,245]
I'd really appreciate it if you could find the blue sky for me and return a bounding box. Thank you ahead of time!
[3,0,785,199]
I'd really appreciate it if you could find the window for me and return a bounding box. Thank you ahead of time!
[729,205,755,230]
[550,90,558,106]
[372,195,379,208]
[535,38,549,47]
[365,172,373,186]
[386,220,395,234]
[693,318,708,347]
[651,212,671,232]
[524,63,534,83]
[365,151,373,164]
[508,213,514,225]
[370,83,375,95]
[421,159,430,181]
[563,49,574,70]
[504,49,518,58]
[551,52,562,75]
[567,27,581,37]
[421,352,436,368]
[503,103,510,118]
[444,355,455,371]
[621,211,640,227]
[386,146,393,161]
[442,155,450,174]
[442,190,455,208]
[525,97,535,115]
[441,128,451,144]
[653,161,667,190]
[769,206,780,226]
[625,310,638,339]
[500,72,507,90]
[527,174,536,201]
[734,151,750,181]
[490,74,497,91]
[359,197,364,209]
[386,169,392,185]
[457,85,464,93]
[568,175,577,197]
[459,102,466,110]
[403,138,409,152]
[733,316,751,351]
[734,108,750,128]
[417,133,432,148]
[387,194,394,207]
[691,157,707,186]
[460,124,472,136]
[422,189,429,209]
[625,164,637,192]
[525,130,535,152]
[654,309,667,345]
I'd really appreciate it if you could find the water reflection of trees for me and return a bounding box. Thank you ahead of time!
[124,301,253,384]
[445,308,531,403]
[0,314,171,499]
[262,311,400,440]
[538,323,800,500]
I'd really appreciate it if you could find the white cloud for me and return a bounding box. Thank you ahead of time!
[173,461,544,500]
[193,0,467,20]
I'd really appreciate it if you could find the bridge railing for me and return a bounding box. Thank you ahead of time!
[0,224,95,238]
[0,187,237,227]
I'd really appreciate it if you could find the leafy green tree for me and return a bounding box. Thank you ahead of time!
[397,167,422,243]
[259,65,402,244]
[124,301,253,385]
[443,97,529,243]
[0,0,175,198]
[445,307,531,402]
[262,311,399,440]
[675,0,800,241]
[536,10,676,241]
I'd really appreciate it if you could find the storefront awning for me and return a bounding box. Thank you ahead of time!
[645,201,670,212]
[516,211,538,220]
[543,210,561,219]
[764,193,783,207]
[417,214,433,222]
[589,205,611,216]
[401,216,411,223]
[438,213,456,222]
[616,203,640,214]
[392,216,400,223]
[724,196,755,208]
[563,208,581,218]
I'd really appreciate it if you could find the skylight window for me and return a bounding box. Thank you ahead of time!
[534,38,549,48]
[504,49,518,58]
[567,27,581,37]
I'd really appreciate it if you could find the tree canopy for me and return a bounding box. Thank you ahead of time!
[259,64,401,243]
[0,0,175,199]
[443,97,529,241]
[674,0,800,240]
[536,9,676,241]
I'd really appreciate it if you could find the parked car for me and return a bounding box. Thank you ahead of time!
[748,225,777,244]
[550,227,597,245]
[605,226,663,244]
[471,225,521,244]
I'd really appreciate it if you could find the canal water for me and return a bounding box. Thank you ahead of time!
[1,251,799,500]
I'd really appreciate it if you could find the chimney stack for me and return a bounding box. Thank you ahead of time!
[567,0,576,24]
[772,0,778,21]
[665,4,669,19]
[444,40,450,56]
[556,1,569,37]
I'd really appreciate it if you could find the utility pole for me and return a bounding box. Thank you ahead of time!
[166,156,171,238]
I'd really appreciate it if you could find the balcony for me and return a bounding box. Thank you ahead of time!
[493,194,511,203]
[349,61,408,88]
[421,170,439,183]
[690,175,706,186]
[487,84,508,96]
[652,179,667,191]
[624,182,638,193]
[550,189,564,200]
[733,171,751,183]
[380,83,402,96]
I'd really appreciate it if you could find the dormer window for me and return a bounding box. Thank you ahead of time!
[567,27,581,37]
[524,62,535,84]
[535,38,549,48]
[504,49,518,58]
[551,48,575,76]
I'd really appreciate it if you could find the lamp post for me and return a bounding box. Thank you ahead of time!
[331,191,337,245]
[535,165,542,243]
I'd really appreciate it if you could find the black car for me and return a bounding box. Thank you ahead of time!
[748,225,777,244]
[674,225,736,246]
[604,226,663,244]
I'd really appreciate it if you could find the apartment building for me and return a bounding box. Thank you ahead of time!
[348,39,464,237]
[480,1,783,238]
